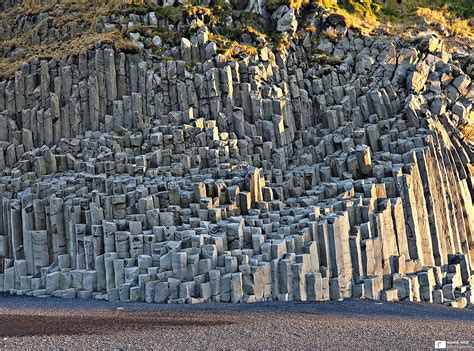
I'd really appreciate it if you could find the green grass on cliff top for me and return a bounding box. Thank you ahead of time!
[311,0,472,40]
[312,0,472,20]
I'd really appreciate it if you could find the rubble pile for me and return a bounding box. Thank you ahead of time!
[0,1,473,307]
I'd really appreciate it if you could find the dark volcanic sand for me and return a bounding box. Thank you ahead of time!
[0,294,473,350]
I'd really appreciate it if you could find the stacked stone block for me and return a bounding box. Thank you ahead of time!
[0,5,473,308]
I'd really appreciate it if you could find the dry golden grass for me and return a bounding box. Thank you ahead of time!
[312,0,380,34]
[374,7,473,51]
[266,0,309,12]
[208,32,258,59]
[183,2,212,17]
[240,25,268,42]
[0,29,138,79]
[0,0,143,79]
[460,123,474,144]
[309,0,472,45]
[275,34,290,52]
[322,27,339,41]
[415,7,473,37]
[0,0,239,79]
[0,30,138,79]
[8,0,124,16]
[289,0,309,11]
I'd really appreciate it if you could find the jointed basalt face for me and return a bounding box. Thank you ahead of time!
[0,1,473,307]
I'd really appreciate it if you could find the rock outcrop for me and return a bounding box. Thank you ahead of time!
[0,1,473,308]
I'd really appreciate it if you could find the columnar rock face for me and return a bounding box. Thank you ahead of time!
[0,3,473,308]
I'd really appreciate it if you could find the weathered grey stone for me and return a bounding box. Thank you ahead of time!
[418,34,442,53]
[0,8,472,310]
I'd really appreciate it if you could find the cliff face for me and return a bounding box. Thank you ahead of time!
[0,0,473,307]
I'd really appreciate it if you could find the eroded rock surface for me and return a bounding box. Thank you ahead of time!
[0,1,473,308]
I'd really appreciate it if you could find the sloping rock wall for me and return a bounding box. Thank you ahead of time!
[0,3,473,307]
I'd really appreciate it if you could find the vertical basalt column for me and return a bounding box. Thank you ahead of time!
[0,150,4,172]
[60,66,72,105]
[54,75,62,121]
[50,197,66,260]
[317,219,332,278]
[50,92,61,144]
[84,235,94,270]
[193,73,204,117]
[104,48,117,106]
[78,52,88,81]
[31,230,49,276]
[415,146,447,266]
[444,144,474,266]
[69,93,81,138]
[432,132,464,254]
[0,196,5,238]
[105,252,118,292]
[327,212,353,298]
[0,197,5,271]
[114,258,125,288]
[90,202,104,226]
[22,128,33,151]
[390,197,410,260]
[407,154,435,267]
[40,60,50,106]
[44,201,53,261]
[14,259,26,290]
[21,109,31,138]
[0,81,5,112]
[112,100,123,132]
[278,258,293,300]
[376,200,400,274]
[36,109,44,147]
[28,107,37,146]
[14,70,25,113]
[177,80,189,113]
[88,74,100,132]
[131,92,144,130]
[2,200,11,259]
[68,205,81,269]
[95,49,107,120]
[116,52,127,98]
[349,227,363,284]
[397,168,430,265]
[138,61,147,116]
[92,224,104,258]
[63,201,72,268]
[123,95,132,130]
[33,199,46,231]
[232,107,245,139]
[103,221,117,253]
[21,203,34,275]
[10,200,23,261]
[146,69,155,118]
[95,254,106,291]
[78,80,89,135]
[75,223,87,269]
[0,114,7,142]
[25,66,36,108]
[167,61,178,112]
[128,54,139,94]
[5,80,15,114]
